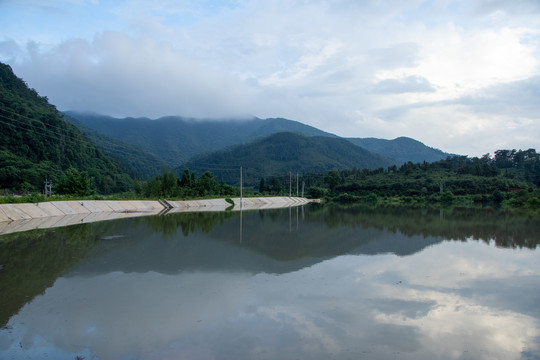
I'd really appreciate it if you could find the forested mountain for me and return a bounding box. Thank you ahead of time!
[347,136,451,164]
[182,132,396,185]
[65,112,451,169]
[64,115,165,179]
[0,62,132,194]
[65,112,335,168]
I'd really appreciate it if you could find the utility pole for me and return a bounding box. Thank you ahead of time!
[302,181,305,198]
[240,166,243,209]
[289,171,292,197]
[296,173,299,197]
[44,179,52,198]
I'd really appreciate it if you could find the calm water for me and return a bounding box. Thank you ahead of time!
[0,205,539,360]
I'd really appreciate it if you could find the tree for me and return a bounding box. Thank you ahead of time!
[308,186,327,199]
[440,190,454,204]
[59,167,92,196]
[494,150,513,168]
[196,171,219,196]
[269,177,282,195]
[179,169,192,187]
[259,177,266,193]
[161,167,177,196]
[134,179,142,195]
[366,192,379,204]
[324,170,341,191]
[492,190,504,205]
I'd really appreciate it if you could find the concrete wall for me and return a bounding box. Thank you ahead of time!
[0,200,164,235]
[165,196,313,212]
[0,197,315,235]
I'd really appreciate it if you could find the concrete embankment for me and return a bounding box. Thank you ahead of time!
[163,197,313,212]
[0,197,315,235]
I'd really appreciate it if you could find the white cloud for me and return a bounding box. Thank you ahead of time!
[371,75,436,94]
[367,75,540,155]
[10,32,256,118]
[1,0,539,155]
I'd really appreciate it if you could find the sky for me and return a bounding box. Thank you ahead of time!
[1,0,539,156]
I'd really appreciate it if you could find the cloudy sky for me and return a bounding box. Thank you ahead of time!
[1,0,539,156]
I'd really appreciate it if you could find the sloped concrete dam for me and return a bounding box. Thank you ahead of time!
[0,197,315,235]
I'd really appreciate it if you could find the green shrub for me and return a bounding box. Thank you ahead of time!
[524,197,540,210]
[366,192,378,204]
[334,193,360,203]
[441,190,455,204]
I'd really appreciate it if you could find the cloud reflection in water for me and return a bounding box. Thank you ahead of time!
[1,238,539,359]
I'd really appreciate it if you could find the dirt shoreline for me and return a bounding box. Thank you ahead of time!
[0,197,316,235]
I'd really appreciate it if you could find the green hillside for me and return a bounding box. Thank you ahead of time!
[0,62,132,194]
[347,136,451,164]
[182,132,396,185]
[64,115,165,179]
[65,112,335,168]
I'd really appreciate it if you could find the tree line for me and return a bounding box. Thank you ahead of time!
[290,149,540,209]
[133,168,238,199]
[128,148,540,210]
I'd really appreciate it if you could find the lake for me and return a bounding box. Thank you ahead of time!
[1,204,539,360]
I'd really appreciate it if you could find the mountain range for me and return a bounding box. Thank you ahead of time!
[65,112,451,181]
[63,112,337,168]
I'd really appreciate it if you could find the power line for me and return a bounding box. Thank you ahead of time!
[0,107,80,136]
[0,117,140,160]
[0,113,168,161]
[0,115,83,144]
[183,165,241,171]
[0,107,168,156]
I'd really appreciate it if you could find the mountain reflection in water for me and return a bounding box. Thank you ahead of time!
[0,204,539,359]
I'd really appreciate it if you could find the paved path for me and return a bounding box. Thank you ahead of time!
[0,197,315,235]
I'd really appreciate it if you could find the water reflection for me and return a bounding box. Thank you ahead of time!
[0,205,539,359]
[136,204,540,250]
